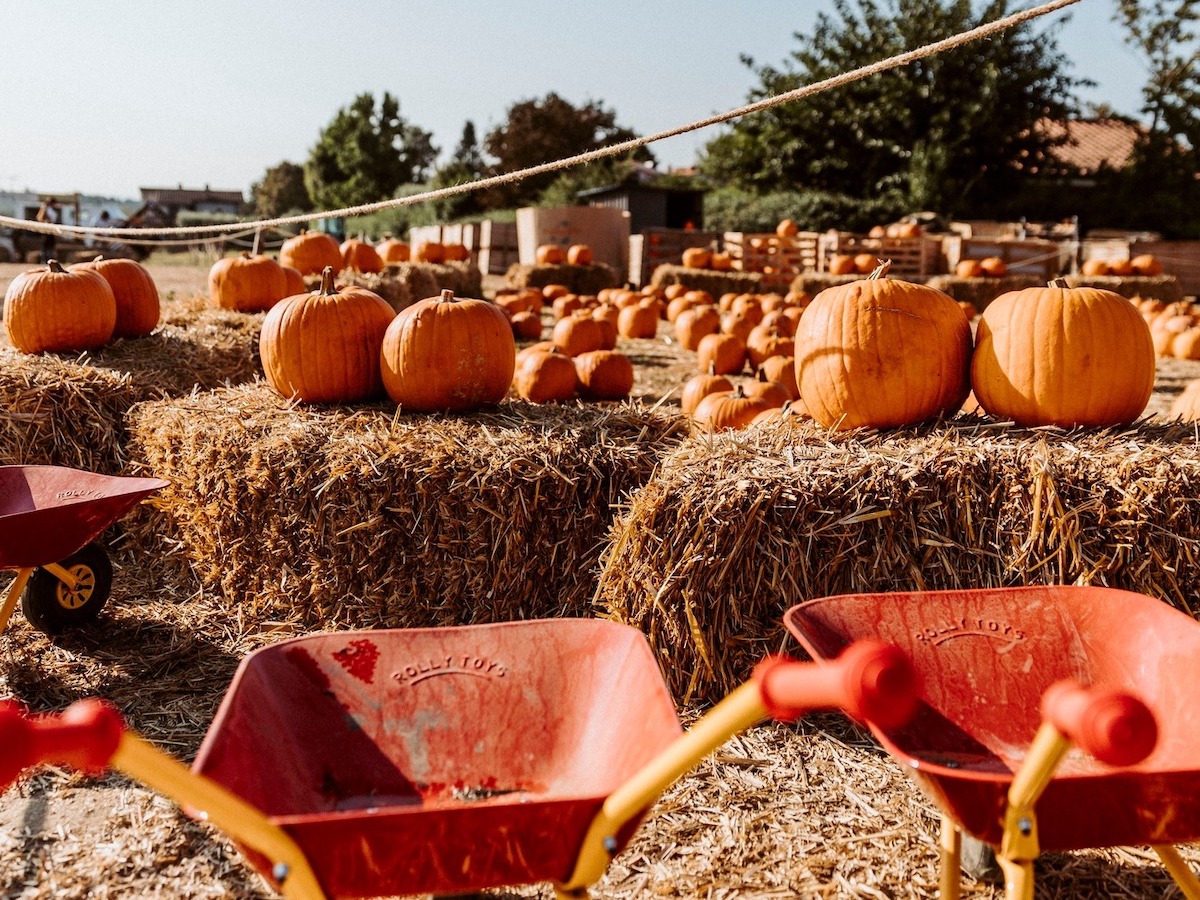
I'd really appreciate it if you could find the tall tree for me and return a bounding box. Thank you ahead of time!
[699,0,1083,216]
[427,121,488,220]
[250,161,311,217]
[305,92,438,211]
[481,92,653,209]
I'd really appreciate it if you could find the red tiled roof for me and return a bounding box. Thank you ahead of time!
[1037,118,1144,176]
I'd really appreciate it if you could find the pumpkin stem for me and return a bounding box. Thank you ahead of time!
[1048,277,1070,289]
[92,255,104,264]
[440,289,456,303]
[868,259,892,280]
[47,259,64,273]
[319,266,338,295]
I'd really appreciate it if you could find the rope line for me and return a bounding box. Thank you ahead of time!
[0,0,1079,241]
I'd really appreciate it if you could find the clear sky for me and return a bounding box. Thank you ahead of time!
[2,0,1147,202]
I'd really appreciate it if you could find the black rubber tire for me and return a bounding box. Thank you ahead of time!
[20,543,114,635]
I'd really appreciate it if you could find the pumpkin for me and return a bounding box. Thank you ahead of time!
[209,252,287,312]
[979,257,1007,278]
[536,244,565,265]
[970,279,1155,427]
[510,310,543,341]
[691,386,773,431]
[71,256,159,338]
[281,265,307,297]
[617,301,659,339]
[552,311,607,357]
[680,368,733,416]
[1081,259,1111,277]
[4,259,116,353]
[776,219,799,238]
[709,251,734,271]
[1131,254,1163,276]
[741,370,791,408]
[514,347,578,403]
[853,253,878,274]
[758,355,800,400]
[746,324,794,369]
[376,237,411,264]
[731,294,764,325]
[827,254,857,276]
[260,266,395,403]
[574,350,634,400]
[956,259,984,278]
[280,230,343,275]
[552,293,585,319]
[340,238,383,274]
[720,312,755,343]
[751,398,809,426]
[1107,258,1134,277]
[442,243,470,262]
[674,305,721,351]
[868,225,888,239]
[796,260,972,430]
[415,241,446,264]
[697,332,746,376]
[1170,378,1200,421]
[543,283,571,301]
[380,289,515,412]
[681,247,711,269]
[566,244,593,266]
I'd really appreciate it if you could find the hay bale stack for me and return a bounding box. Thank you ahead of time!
[1064,274,1183,303]
[598,419,1200,704]
[357,263,484,311]
[924,274,1044,311]
[505,263,619,296]
[125,384,687,630]
[649,265,763,297]
[0,348,142,474]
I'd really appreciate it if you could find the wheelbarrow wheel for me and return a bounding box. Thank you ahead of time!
[20,543,114,635]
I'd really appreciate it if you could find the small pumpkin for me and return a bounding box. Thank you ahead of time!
[376,237,411,264]
[1081,258,1111,277]
[281,265,307,297]
[673,305,721,351]
[536,244,565,265]
[574,350,634,400]
[260,266,395,403]
[72,256,159,338]
[681,247,711,269]
[776,219,799,238]
[552,311,607,357]
[827,254,857,276]
[758,355,800,400]
[442,243,470,262]
[956,259,985,278]
[697,332,746,376]
[415,241,446,264]
[380,289,515,412]
[691,386,773,431]
[680,368,733,416]
[340,238,383,274]
[617,301,659,339]
[853,253,878,275]
[566,244,593,266]
[209,252,288,312]
[1170,378,1200,422]
[4,259,116,353]
[514,346,578,403]
[280,230,343,275]
[510,310,544,341]
[970,279,1155,427]
[1131,254,1163,276]
[979,257,1007,278]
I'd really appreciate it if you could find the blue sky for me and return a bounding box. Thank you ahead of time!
[3,1,1148,201]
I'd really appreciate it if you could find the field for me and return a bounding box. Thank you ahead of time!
[0,256,1198,899]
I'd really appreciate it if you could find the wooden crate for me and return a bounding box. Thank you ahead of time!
[477,220,518,275]
[945,236,1067,281]
[516,206,630,271]
[1130,240,1200,297]
[628,228,720,286]
[818,232,944,279]
[723,231,820,279]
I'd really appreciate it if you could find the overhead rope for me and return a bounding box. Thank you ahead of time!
[0,0,1080,241]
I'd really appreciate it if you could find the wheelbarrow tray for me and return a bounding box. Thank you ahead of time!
[192,619,683,897]
[784,586,1200,851]
[0,466,168,569]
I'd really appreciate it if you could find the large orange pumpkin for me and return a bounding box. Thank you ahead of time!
[380,289,515,412]
[970,279,1155,427]
[795,261,972,429]
[72,256,160,338]
[209,252,288,312]
[4,260,116,353]
[280,230,343,275]
[260,266,395,403]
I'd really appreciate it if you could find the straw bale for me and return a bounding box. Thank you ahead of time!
[649,264,764,297]
[363,262,484,310]
[599,417,1200,704]
[923,274,1044,310]
[124,384,687,630]
[1064,273,1183,303]
[505,262,620,295]
[0,347,141,473]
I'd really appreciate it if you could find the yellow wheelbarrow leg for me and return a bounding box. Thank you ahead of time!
[939,814,961,900]
[0,567,33,634]
[1154,845,1200,899]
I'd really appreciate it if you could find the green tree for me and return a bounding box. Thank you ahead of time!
[699,0,1083,218]
[481,92,653,210]
[250,161,311,218]
[305,92,438,211]
[429,121,488,220]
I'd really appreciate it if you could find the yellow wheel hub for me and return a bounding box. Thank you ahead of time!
[55,565,95,610]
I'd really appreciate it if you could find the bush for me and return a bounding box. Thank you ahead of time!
[703,187,908,233]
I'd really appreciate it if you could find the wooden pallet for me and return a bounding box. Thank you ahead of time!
[943,236,1067,281]
[818,232,943,279]
[629,228,721,286]
[723,231,820,279]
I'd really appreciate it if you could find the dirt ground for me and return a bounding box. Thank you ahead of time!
[0,257,1198,898]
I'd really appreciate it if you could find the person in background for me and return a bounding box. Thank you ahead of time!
[86,209,112,248]
[35,198,60,262]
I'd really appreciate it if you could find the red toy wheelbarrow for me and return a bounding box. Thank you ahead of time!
[0,618,917,898]
[0,465,168,634]
[784,585,1200,899]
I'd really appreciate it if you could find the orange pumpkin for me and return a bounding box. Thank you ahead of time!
[971,279,1155,427]
[696,332,747,376]
[776,219,799,238]
[72,256,159,338]
[376,237,411,264]
[536,244,565,265]
[281,265,308,297]
[1081,258,1111,277]
[691,386,773,431]
[979,257,1007,278]
[380,289,515,412]
[681,247,711,269]
[208,252,288,312]
[509,310,544,341]
[1107,258,1134,277]
[955,259,984,278]
[4,259,116,353]
[758,355,799,400]
[340,238,383,274]
[1131,254,1163,276]
[574,350,634,400]
[552,311,607,357]
[280,230,343,275]
[514,347,578,403]
[566,244,593,266]
[795,261,972,430]
[260,266,395,403]
[673,305,721,351]
[827,254,857,276]
[415,241,446,264]
[680,369,733,416]
[853,253,878,274]
[617,301,659,339]
[1170,378,1200,421]
[442,243,470,262]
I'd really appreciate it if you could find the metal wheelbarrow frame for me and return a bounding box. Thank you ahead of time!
[0,618,917,899]
[784,585,1200,899]
[0,465,168,634]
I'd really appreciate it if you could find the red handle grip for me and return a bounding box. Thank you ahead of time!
[754,640,919,730]
[0,699,125,788]
[1041,681,1157,767]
